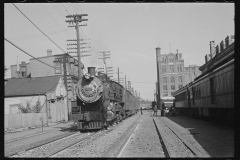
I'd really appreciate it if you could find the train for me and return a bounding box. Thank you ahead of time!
[70,67,140,130]
[172,41,234,126]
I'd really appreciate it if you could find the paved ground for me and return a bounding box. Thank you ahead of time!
[149,110,234,158]
[120,113,164,157]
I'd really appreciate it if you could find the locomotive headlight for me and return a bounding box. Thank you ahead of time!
[85,73,91,79]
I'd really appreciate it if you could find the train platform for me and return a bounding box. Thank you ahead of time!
[148,110,234,158]
[4,121,75,144]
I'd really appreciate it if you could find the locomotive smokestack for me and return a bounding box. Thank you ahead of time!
[88,67,96,76]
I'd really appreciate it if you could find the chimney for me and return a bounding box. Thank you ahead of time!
[156,47,161,61]
[17,56,19,72]
[229,35,235,45]
[215,45,219,55]
[205,54,208,63]
[225,36,229,47]
[47,49,52,56]
[88,67,96,76]
[220,40,226,52]
[207,54,211,61]
[209,41,215,57]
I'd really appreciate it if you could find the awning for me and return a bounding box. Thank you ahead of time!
[161,96,175,100]
[164,102,173,103]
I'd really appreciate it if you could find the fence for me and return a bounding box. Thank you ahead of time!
[4,113,47,129]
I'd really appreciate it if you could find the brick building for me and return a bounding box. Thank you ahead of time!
[155,49,201,100]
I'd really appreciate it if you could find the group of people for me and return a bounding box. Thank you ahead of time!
[139,101,176,116]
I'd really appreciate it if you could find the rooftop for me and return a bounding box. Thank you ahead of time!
[5,75,62,97]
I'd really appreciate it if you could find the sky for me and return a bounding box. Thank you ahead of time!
[4,3,234,101]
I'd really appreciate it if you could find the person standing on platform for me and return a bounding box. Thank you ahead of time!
[154,105,157,116]
[140,107,143,115]
[151,101,156,116]
[162,103,166,116]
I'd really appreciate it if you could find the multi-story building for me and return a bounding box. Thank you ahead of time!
[155,49,201,100]
[10,49,84,101]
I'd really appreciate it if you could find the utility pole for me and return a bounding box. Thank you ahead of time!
[154,90,156,101]
[98,51,111,74]
[127,80,131,92]
[125,75,127,89]
[116,67,122,83]
[156,47,163,116]
[135,90,138,98]
[66,14,88,79]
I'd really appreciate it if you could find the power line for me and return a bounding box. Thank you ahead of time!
[5,38,66,72]
[12,3,67,54]
[131,81,155,84]
[6,37,88,75]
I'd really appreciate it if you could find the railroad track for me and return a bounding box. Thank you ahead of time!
[10,131,98,158]
[153,117,199,158]
[115,119,141,157]
[114,115,198,158]
[10,123,122,158]
[5,128,62,144]
[113,115,164,158]
[9,114,198,158]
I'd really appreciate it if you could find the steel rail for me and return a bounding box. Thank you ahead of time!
[153,118,171,158]
[155,117,201,157]
[116,120,140,157]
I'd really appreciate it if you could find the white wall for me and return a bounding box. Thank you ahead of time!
[55,77,67,97]
[5,95,46,114]
[5,113,47,129]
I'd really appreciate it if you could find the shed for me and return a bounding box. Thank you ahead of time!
[4,76,68,129]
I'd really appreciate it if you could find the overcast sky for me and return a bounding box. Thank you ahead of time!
[4,3,234,101]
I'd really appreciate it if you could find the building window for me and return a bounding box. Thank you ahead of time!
[171,85,175,90]
[163,92,168,97]
[162,65,166,73]
[55,62,61,74]
[21,66,26,72]
[178,76,182,82]
[170,76,175,83]
[177,64,182,72]
[70,63,74,70]
[169,57,174,62]
[178,84,183,89]
[169,64,174,72]
[163,85,168,90]
[162,57,167,62]
[21,66,27,77]
[163,77,167,84]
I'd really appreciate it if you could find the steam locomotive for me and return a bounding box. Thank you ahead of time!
[70,67,140,130]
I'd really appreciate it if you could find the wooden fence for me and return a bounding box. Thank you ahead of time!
[4,113,47,129]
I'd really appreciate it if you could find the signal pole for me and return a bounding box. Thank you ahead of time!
[66,14,88,79]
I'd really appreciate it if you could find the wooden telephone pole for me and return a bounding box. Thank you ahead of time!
[66,14,88,79]
[98,51,110,74]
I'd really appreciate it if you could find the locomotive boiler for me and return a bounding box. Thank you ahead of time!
[70,67,139,130]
